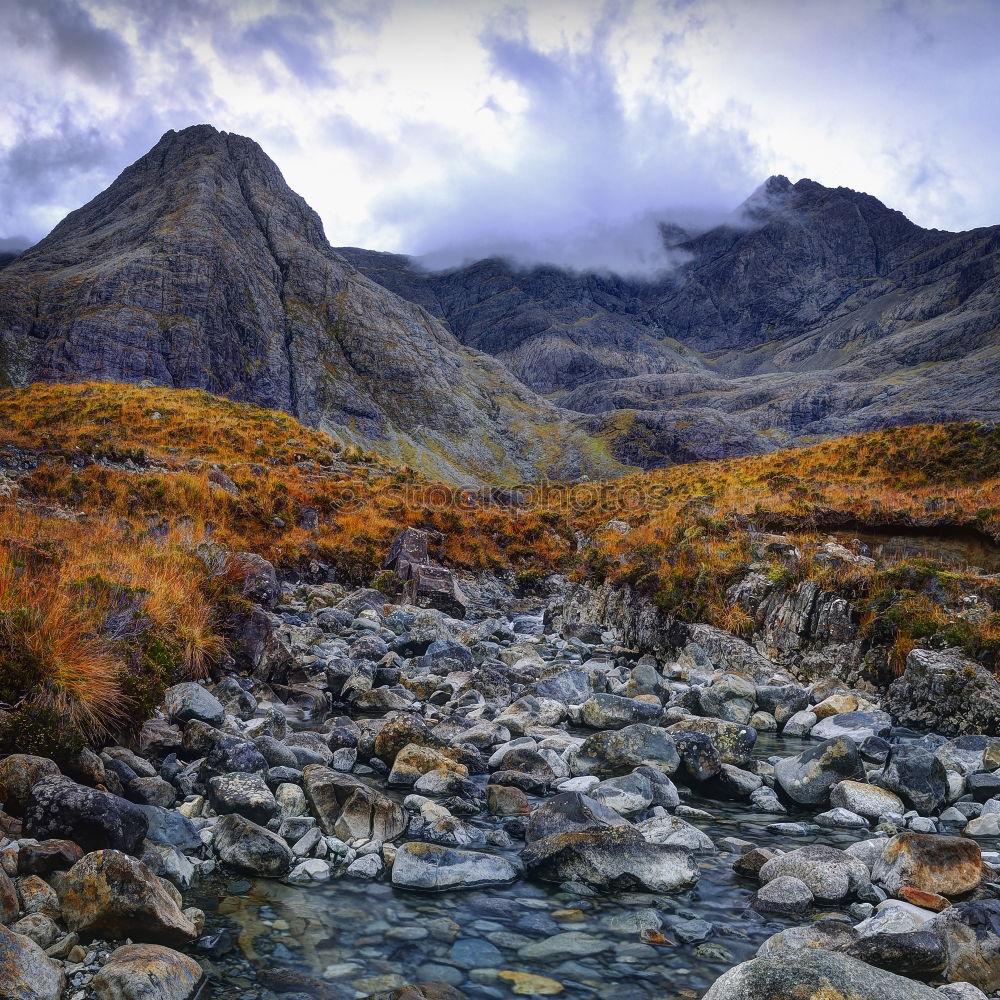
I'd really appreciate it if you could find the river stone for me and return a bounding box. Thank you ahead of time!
[756,918,859,958]
[388,745,467,788]
[521,825,698,892]
[672,732,722,782]
[579,694,661,729]
[207,773,278,824]
[754,875,813,915]
[844,928,949,979]
[873,745,948,813]
[872,833,982,898]
[16,839,83,876]
[91,943,203,1000]
[811,710,893,743]
[570,725,679,777]
[634,813,715,852]
[0,923,65,1000]
[357,986,467,1000]
[373,716,447,765]
[24,776,148,854]
[212,813,293,876]
[698,673,756,724]
[813,693,859,719]
[391,843,521,891]
[667,718,756,768]
[926,900,1000,992]
[759,844,870,902]
[774,736,864,805]
[303,765,406,843]
[590,773,653,817]
[702,947,943,999]
[0,755,60,816]
[134,805,201,851]
[830,779,905,820]
[782,709,817,737]
[58,850,197,945]
[755,684,809,727]
[524,791,632,843]
[0,869,17,923]
[162,682,224,726]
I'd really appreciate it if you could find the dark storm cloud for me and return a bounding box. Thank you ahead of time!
[0,0,133,87]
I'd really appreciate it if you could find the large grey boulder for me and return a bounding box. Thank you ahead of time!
[91,943,203,1000]
[759,844,870,902]
[391,843,521,891]
[774,736,864,805]
[702,947,943,999]
[162,682,225,727]
[213,814,293,877]
[886,647,1000,737]
[303,766,406,843]
[524,791,631,843]
[24,776,148,854]
[0,923,65,1000]
[873,745,949,813]
[521,825,698,893]
[811,710,893,743]
[570,725,679,777]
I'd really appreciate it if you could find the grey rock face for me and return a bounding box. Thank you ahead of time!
[0,125,627,485]
[346,176,1000,469]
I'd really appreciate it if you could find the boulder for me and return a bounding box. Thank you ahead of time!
[667,718,756,768]
[579,694,660,729]
[212,814,293,877]
[0,756,60,816]
[391,843,521,891]
[874,745,949,813]
[754,875,813,915]
[24,776,148,854]
[872,833,982,898]
[162,682,224,727]
[524,792,631,844]
[702,948,943,1000]
[58,850,197,945]
[811,710,893,743]
[0,923,65,1000]
[388,746,467,789]
[671,732,722,782]
[634,813,715,852]
[521,825,698,893]
[207,773,278,825]
[16,839,83,876]
[759,844,870,902]
[570,725,679,778]
[91,943,203,1000]
[590,773,653,817]
[303,766,406,843]
[843,929,948,979]
[774,736,864,805]
[0,869,17,924]
[829,779,905,820]
[927,900,1000,992]
[406,564,468,620]
[698,673,756,724]
[886,647,1000,737]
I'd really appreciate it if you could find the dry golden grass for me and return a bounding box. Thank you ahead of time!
[2,381,1000,737]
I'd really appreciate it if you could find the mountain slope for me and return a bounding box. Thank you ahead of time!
[0,125,633,484]
[342,176,1000,452]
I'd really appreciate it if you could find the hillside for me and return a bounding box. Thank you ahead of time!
[0,126,630,486]
[343,176,1000,462]
[3,381,999,756]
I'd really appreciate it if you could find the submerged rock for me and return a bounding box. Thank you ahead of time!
[521,825,698,892]
[391,843,521,891]
[702,947,943,999]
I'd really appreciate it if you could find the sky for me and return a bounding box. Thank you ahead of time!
[1,0,998,273]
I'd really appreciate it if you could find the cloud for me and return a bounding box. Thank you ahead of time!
[0,0,998,271]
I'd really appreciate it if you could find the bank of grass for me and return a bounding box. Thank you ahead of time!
[3,382,1000,751]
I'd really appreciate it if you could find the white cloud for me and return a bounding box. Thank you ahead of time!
[1,0,998,268]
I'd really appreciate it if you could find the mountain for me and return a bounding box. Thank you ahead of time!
[342,175,1000,459]
[0,125,631,484]
[2,127,998,482]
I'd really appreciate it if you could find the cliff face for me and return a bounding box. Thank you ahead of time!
[344,176,1000,458]
[0,125,630,484]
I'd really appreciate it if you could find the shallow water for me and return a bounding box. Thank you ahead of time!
[190,730,994,1000]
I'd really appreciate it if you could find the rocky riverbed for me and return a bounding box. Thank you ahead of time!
[3,529,1000,1000]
